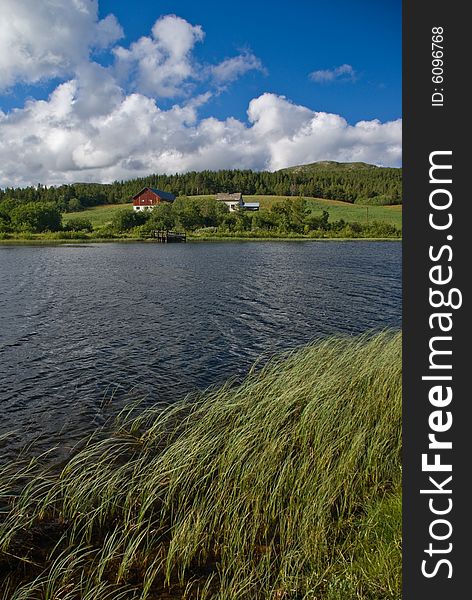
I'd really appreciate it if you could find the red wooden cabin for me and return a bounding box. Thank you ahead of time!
[132,187,176,211]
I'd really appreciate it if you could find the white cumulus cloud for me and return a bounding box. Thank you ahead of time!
[210,51,266,85]
[0,4,401,188]
[310,64,356,83]
[112,15,264,98]
[0,0,123,90]
[113,14,205,98]
[0,88,401,187]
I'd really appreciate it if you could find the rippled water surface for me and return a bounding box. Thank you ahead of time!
[0,241,401,458]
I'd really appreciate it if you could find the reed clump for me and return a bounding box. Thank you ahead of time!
[0,330,402,599]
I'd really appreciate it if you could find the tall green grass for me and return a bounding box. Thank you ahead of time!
[0,331,401,599]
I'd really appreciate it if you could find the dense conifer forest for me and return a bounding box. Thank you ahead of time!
[0,163,402,213]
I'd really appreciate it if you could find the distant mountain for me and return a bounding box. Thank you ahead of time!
[279,161,388,173]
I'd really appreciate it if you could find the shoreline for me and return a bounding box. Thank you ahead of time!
[0,235,402,246]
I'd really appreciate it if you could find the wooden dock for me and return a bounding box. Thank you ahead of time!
[151,230,186,243]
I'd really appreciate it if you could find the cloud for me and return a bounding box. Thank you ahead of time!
[0,0,123,90]
[210,51,266,85]
[0,3,265,101]
[113,16,264,97]
[0,5,400,188]
[0,88,401,187]
[309,64,356,83]
[113,14,205,98]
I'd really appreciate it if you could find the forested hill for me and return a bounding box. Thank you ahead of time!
[280,160,382,172]
[0,162,402,211]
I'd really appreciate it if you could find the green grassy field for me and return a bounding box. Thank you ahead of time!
[0,331,401,599]
[192,195,402,228]
[62,203,132,227]
[62,196,402,230]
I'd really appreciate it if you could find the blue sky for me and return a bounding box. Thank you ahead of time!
[98,0,401,124]
[0,0,401,187]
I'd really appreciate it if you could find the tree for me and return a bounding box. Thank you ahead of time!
[111,209,149,231]
[0,199,16,232]
[147,204,175,230]
[66,198,82,212]
[64,217,93,232]
[289,198,309,232]
[11,202,62,232]
[251,210,277,231]
[173,198,203,231]
[198,198,228,227]
[305,209,330,231]
[0,214,11,232]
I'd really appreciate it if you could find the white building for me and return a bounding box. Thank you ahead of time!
[216,193,259,212]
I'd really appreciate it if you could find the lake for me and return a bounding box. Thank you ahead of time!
[0,241,401,459]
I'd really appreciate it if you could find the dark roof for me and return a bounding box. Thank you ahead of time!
[150,188,175,201]
[132,187,176,201]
